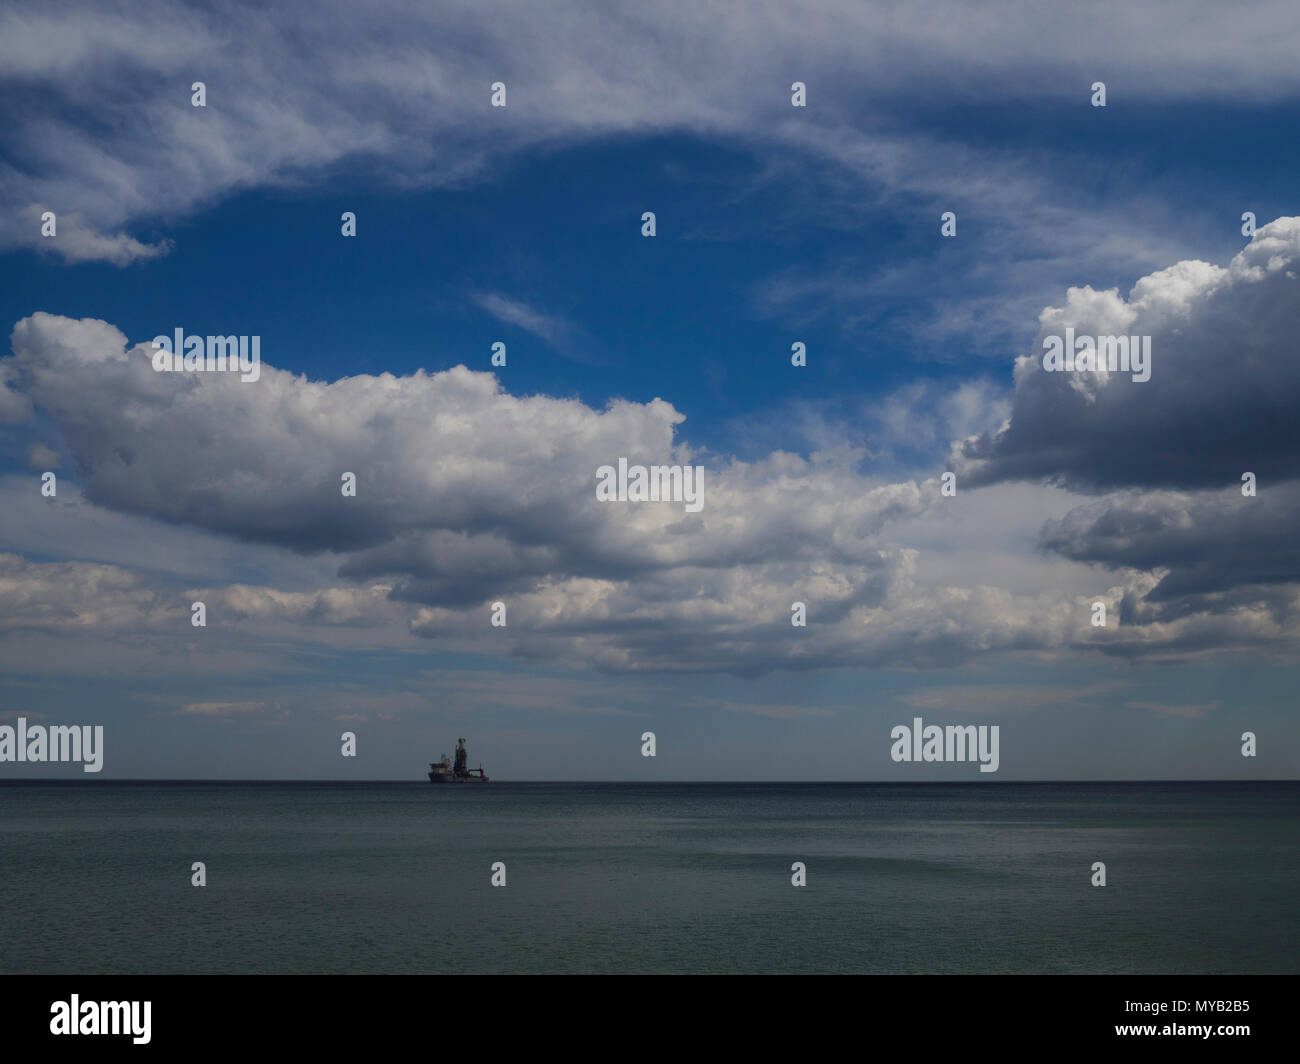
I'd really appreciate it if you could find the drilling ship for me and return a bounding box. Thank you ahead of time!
[428,737,489,782]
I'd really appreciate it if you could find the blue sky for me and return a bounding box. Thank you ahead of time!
[1,0,1298,779]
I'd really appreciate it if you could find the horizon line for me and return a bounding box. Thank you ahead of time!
[0,777,1293,785]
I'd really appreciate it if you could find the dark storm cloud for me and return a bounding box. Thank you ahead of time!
[957,218,1300,492]
[1040,483,1300,611]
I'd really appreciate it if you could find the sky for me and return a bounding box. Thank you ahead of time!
[1,0,1298,779]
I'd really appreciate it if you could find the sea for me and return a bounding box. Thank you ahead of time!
[1,781,1295,974]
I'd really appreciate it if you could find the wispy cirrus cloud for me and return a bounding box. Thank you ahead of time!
[1125,700,1219,719]
[712,699,835,719]
[473,292,570,347]
[897,681,1124,714]
[7,0,1299,268]
[174,701,268,717]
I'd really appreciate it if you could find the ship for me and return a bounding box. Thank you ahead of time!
[428,737,490,782]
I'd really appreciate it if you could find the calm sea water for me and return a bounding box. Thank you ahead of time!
[0,781,1295,974]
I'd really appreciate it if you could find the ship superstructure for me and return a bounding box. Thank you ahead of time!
[428,737,489,782]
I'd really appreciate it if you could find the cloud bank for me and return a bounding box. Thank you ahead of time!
[6,203,1300,677]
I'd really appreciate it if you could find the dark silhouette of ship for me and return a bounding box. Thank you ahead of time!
[428,737,489,782]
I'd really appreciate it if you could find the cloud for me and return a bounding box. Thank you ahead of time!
[206,583,398,626]
[0,361,32,421]
[0,551,181,633]
[412,669,646,716]
[7,1,1300,264]
[25,442,59,469]
[0,551,409,682]
[473,293,569,347]
[1125,700,1218,719]
[2,311,928,592]
[0,474,344,587]
[927,220,1300,642]
[5,302,1300,674]
[175,701,267,717]
[897,681,1123,714]
[752,126,1202,357]
[714,699,834,719]
[18,206,170,266]
[1040,483,1300,612]
[956,217,1300,492]
[471,292,602,367]
[0,710,48,722]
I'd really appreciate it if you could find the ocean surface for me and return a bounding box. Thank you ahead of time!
[1,781,1296,974]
